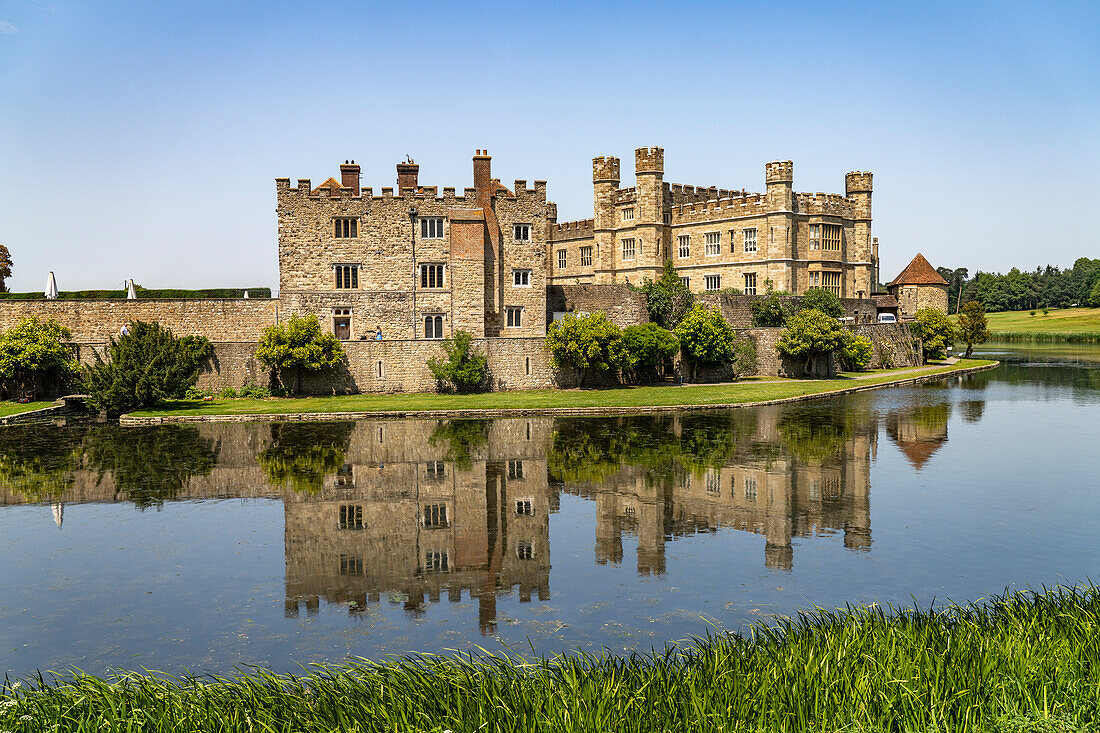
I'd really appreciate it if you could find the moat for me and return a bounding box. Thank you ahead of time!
[1,344,1097,678]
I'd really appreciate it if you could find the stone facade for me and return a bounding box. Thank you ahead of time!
[549,147,878,300]
[886,253,950,318]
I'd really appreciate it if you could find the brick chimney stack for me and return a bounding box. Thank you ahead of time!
[340,160,360,195]
[396,157,419,195]
[473,149,492,205]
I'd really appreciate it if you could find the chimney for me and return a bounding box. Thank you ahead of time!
[396,157,419,195]
[473,149,492,204]
[340,160,360,195]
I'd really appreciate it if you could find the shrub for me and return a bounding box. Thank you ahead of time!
[776,309,847,377]
[427,330,489,393]
[798,288,845,318]
[912,308,956,362]
[638,261,695,329]
[674,304,740,381]
[874,340,895,369]
[956,301,992,358]
[218,387,238,399]
[0,317,79,397]
[838,332,874,371]
[750,290,794,327]
[619,323,680,382]
[255,314,344,395]
[239,383,272,399]
[1029,310,1036,317]
[1089,279,1100,307]
[82,321,212,413]
[545,312,628,387]
[184,386,206,400]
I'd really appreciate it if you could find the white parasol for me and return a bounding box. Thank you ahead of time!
[45,271,58,300]
[126,279,136,299]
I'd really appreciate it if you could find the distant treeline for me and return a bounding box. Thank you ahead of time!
[0,286,271,300]
[936,258,1100,313]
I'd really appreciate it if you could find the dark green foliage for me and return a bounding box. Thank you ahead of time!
[674,304,740,379]
[619,323,679,382]
[82,426,217,509]
[82,321,212,413]
[750,289,795,327]
[838,332,874,371]
[937,266,970,313]
[545,312,629,386]
[1090,278,1100,307]
[427,330,489,393]
[238,383,271,399]
[257,422,354,493]
[638,260,695,329]
[254,314,343,394]
[957,300,992,358]
[0,286,271,300]
[428,419,490,470]
[912,308,956,361]
[0,424,86,500]
[0,317,79,397]
[957,258,1100,311]
[776,309,847,377]
[0,243,11,292]
[797,287,845,318]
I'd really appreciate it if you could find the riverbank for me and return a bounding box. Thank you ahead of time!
[122,359,997,424]
[961,306,1100,343]
[3,584,1097,732]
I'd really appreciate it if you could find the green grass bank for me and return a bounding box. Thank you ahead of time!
[0,400,54,418]
[125,360,996,423]
[960,307,1100,343]
[3,585,1099,732]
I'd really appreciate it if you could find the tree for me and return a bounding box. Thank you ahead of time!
[1090,278,1100,308]
[838,331,873,371]
[776,309,847,377]
[254,314,344,394]
[545,312,628,387]
[427,330,489,393]
[638,260,695,329]
[0,317,78,397]
[83,321,211,413]
[798,288,845,318]
[674,304,742,380]
[956,301,991,358]
[937,266,969,314]
[0,244,12,293]
[750,289,794,327]
[911,308,956,362]
[619,323,680,382]
[257,422,354,493]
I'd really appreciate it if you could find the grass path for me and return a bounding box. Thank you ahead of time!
[956,307,1100,342]
[126,359,995,423]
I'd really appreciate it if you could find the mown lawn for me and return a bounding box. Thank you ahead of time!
[0,400,54,417]
[130,360,994,417]
[959,307,1100,339]
[3,584,1098,732]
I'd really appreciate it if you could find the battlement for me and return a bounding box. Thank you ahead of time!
[593,156,621,183]
[766,160,794,184]
[669,192,771,223]
[845,171,873,194]
[795,191,853,216]
[664,183,738,205]
[613,187,637,204]
[552,218,595,241]
[635,146,664,174]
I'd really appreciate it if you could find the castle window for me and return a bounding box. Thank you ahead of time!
[424,314,444,339]
[743,273,757,295]
[425,461,445,480]
[743,228,757,253]
[744,477,757,501]
[823,271,842,296]
[339,554,364,574]
[423,503,449,528]
[335,463,353,488]
[579,246,592,267]
[420,263,444,289]
[513,269,532,287]
[525,357,531,376]
[705,275,721,291]
[508,460,524,480]
[557,250,567,270]
[513,224,531,241]
[680,276,690,288]
[809,271,820,288]
[421,217,444,239]
[810,224,821,250]
[333,308,352,340]
[621,207,634,221]
[663,211,672,225]
[334,265,359,289]
[515,498,534,516]
[334,217,358,239]
[706,471,720,494]
[678,235,690,259]
[506,307,523,328]
[425,551,450,573]
[338,504,364,530]
[705,232,721,256]
[517,541,535,560]
[823,224,842,251]
[621,238,636,260]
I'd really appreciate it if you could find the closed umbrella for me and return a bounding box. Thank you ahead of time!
[45,271,58,300]
[126,279,136,299]
[243,290,249,299]
[52,501,64,528]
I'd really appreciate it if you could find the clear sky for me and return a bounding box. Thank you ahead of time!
[1,0,1097,293]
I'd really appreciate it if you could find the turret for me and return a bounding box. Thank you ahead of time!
[765,160,793,210]
[845,171,873,219]
[634,147,665,269]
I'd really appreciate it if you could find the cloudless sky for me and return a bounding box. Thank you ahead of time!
[1,0,1097,292]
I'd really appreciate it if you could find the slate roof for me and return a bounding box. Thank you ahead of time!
[888,253,948,286]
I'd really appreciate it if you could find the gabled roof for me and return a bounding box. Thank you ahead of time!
[311,177,343,195]
[889,253,948,286]
[872,294,899,309]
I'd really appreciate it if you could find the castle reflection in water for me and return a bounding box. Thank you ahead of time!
[0,390,959,633]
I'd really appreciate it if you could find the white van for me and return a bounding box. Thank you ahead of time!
[877,313,898,324]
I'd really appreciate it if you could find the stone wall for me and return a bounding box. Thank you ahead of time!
[696,293,878,328]
[890,284,949,318]
[852,323,923,368]
[547,284,650,328]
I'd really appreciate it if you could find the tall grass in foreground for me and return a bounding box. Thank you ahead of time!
[990,331,1100,343]
[4,586,1100,732]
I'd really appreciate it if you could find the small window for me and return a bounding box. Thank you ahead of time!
[514,223,531,241]
[823,224,842,251]
[743,273,757,296]
[621,238,636,260]
[425,551,450,573]
[621,207,634,221]
[377,360,383,378]
[424,314,444,339]
[705,275,721,291]
[506,307,523,328]
[339,504,364,530]
[663,211,672,225]
[513,269,532,287]
[706,471,721,494]
[421,217,444,239]
[517,541,535,560]
[335,265,359,289]
[678,235,690,259]
[744,477,757,501]
[809,224,821,250]
[423,503,448,527]
[515,498,534,516]
[335,463,353,488]
[525,356,531,376]
[334,217,358,239]
[339,554,364,574]
[679,276,690,288]
[557,249,567,270]
[743,228,757,253]
[705,232,721,256]
[809,271,820,288]
[579,246,592,267]
[420,263,444,289]
[425,461,445,479]
[823,271,842,296]
[508,460,524,480]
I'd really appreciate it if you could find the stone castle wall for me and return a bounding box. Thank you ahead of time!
[695,293,878,328]
[547,284,650,328]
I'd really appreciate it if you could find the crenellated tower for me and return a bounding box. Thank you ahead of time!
[591,155,620,283]
[764,161,796,291]
[634,147,666,278]
[845,171,874,297]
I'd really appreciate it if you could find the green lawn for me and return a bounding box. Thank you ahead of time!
[0,400,54,418]
[958,307,1100,341]
[130,360,994,418]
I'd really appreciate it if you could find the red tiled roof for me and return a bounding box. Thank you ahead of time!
[311,177,343,194]
[889,253,948,286]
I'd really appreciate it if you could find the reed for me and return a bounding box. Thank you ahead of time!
[990,331,1100,343]
[3,585,1100,732]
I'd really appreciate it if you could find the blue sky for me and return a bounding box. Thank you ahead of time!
[1,0,1097,292]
